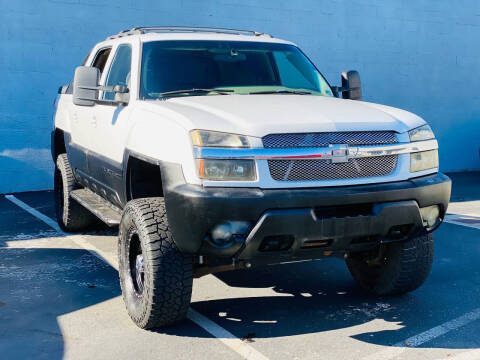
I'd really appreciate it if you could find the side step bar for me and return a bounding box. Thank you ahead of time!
[70,188,122,226]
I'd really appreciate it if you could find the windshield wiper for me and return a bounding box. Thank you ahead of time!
[159,88,234,97]
[249,89,312,95]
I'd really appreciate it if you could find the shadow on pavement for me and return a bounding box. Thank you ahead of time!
[186,223,480,349]
[0,247,120,359]
[2,188,480,357]
[0,195,58,247]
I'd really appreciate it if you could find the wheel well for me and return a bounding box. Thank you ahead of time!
[53,129,66,160]
[126,157,164,201]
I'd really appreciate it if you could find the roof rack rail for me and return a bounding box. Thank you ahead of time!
[106,26,272,40]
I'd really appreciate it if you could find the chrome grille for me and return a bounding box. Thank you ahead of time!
[262,131,397,148]
[268,156,398,181]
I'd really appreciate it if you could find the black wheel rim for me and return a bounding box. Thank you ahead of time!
[128,231,144,296]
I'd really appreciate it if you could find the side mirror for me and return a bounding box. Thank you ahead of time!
[340,70,362,101]
[113,85,130,104]
[72,66,130,106]
[73,66,100,106]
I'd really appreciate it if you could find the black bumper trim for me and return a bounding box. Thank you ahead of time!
[237,200,422,260]
[161,166,451,258]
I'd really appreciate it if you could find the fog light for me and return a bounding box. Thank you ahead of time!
[210,221,251,247]
[420,205,440,228]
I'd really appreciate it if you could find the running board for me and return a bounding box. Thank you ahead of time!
[70,188,122,226]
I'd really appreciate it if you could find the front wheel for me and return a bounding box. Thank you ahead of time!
[346,232,434,296]
[118,198,193,329]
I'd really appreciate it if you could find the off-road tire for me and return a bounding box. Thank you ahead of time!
[54,154,96,232]
[118,197,193,329]
[346,232,434,296]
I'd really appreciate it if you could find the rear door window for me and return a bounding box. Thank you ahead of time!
[91,47,112,75]
[67,47,109,94]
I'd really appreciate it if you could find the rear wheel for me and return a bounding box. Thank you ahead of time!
[346,232,434,295]
[118,197,193,329]
[54,154,96,232]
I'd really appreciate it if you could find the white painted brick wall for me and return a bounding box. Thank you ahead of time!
[1,0,479,193]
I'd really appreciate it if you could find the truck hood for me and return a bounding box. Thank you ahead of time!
[144,95,425,137]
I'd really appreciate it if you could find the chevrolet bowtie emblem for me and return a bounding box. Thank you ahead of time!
[330,144,349,163]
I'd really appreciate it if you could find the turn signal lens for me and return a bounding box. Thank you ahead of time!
[190,130,250,148]
[409,125,435,142]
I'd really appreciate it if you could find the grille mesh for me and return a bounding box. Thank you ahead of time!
[268,156,398,181]
[262,131,397,148]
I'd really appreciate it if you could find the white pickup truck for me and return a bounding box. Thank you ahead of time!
[52,26,451,329]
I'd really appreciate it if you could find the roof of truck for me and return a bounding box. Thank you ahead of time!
[104,26,294,45]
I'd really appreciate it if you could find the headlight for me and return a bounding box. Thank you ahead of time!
[197,159,256,181]
[191,130,250,148]
[410,150,439,172]
[409,124,435,142]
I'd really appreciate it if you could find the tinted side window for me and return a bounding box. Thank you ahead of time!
[92,47,112,74]
[104,44,132,100]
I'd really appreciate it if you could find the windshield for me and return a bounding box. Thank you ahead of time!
[140,40,333,99]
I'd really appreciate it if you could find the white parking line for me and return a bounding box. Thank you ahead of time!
[188,309,269,360]
[399,308,480,347]
[444,214,480,230]
[5,195,270,360]
[362,308,480,360]
[5,194,118,268]
[5,195,62,232]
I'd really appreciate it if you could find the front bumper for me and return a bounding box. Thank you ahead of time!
[162,164,451,262]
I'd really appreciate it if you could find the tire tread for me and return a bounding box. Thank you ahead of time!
[54,154,95,231]
[347,233,434,296]
[118,197,192,329]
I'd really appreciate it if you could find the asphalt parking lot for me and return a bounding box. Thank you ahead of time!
[1,173,480,360]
